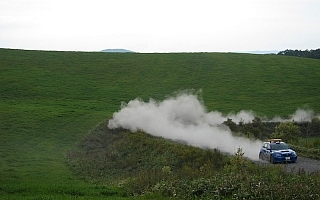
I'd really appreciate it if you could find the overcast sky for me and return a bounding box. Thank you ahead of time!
[1,0,319,53]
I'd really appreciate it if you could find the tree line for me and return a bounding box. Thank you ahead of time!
[277,48,320,59]
[223,117,320,141]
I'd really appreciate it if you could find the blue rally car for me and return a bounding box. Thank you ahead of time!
[259,139,297,164]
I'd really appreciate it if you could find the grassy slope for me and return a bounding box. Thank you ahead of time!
[0,48,320,199]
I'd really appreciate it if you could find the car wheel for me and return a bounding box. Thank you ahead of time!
[259,152,263,160]
[270,156,275,164]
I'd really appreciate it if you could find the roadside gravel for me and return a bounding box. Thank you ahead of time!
[256,156,320,174]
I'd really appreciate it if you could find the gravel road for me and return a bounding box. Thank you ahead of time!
[256,156,320,174]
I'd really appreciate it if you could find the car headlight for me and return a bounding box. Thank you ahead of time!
[292,152,296,156]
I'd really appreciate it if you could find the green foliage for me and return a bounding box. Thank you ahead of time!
[289,144,320,160]
[67,120,229,186]
[278,48,320,59]
[222,118,238,132]
[313,138,320,149]
[226,147,248,172]
[67,124,320,199]
[223,118,279,140]
[311,117,320,134]
[146,150,320,199]
[271,121,301,143]
[240,117,264,139]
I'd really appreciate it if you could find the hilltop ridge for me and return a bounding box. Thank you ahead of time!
[101,48,135,53]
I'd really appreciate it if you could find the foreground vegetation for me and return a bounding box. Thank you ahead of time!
[1,48,320,199]
[67,120,320,199]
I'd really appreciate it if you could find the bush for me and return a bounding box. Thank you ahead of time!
[289,144,320,160]
[271,121,301,143]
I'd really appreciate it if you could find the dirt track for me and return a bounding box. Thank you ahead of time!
[256,156,320,174]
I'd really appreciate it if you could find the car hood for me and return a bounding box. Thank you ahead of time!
[272,149,296,154]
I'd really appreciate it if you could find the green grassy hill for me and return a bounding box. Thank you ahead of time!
[1,48,320,199]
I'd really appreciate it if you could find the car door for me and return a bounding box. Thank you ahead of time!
[261,142,269,160]
[265,143,272,160]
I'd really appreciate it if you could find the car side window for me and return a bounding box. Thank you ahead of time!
[266,143,270,149]
[264,143,268,148]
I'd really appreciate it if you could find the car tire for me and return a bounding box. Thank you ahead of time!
[270,156,275,164]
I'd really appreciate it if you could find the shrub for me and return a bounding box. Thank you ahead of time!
[271,121,301,143]
[289,144,320,160]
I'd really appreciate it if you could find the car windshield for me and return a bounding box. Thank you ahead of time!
[271,143,289,150]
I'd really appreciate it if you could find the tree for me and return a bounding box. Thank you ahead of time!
[222,118,238,132]
[239,117,263,139]
[277,48,320,59]
[270,121,301,143]
[310,118,320,137]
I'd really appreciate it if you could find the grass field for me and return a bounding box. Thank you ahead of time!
[1,48,320,199]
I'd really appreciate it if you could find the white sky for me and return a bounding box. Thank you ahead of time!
[0,0,319,52]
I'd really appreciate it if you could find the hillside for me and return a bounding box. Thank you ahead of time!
[1,48,319,117]
[1,48,320,199]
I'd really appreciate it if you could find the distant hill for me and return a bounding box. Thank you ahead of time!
[101,49,135,53]
[236,50,279,54]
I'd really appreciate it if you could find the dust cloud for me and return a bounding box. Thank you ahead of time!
[108,93,318,160]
